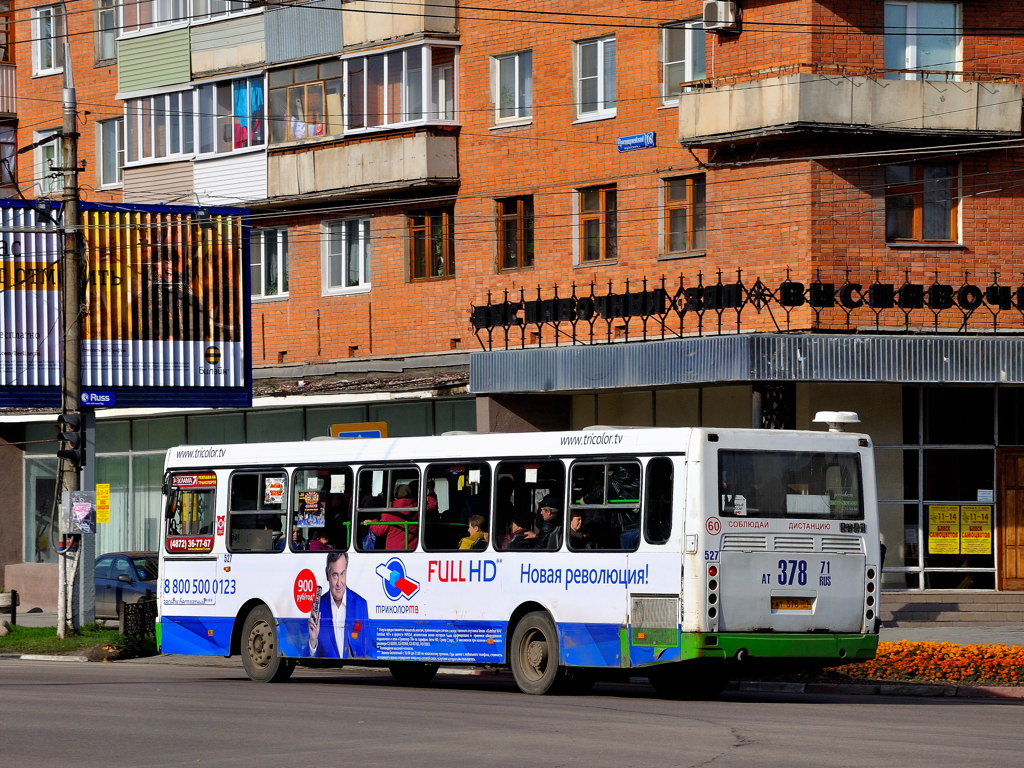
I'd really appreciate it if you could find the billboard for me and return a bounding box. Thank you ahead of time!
[0,200,251,408]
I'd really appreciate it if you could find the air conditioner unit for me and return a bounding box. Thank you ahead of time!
[703,0,738,31]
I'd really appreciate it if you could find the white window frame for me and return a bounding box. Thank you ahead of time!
[662,21,706,105]
[251,228,289,299]
[884,1,962,81]
[34,129,62,197]
[97,117,125,188]
[95,0,119,63]
[344,43,458,135]
[492,50,532,125]
[121,0,188,35]
[575,35,616,121]
[324,218,371,294]
[32,4,64,77]
[192,0,258,23]
[196,75,266,157]
[124,89,195,165]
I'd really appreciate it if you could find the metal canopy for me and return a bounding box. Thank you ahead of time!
[469,334,1024,394]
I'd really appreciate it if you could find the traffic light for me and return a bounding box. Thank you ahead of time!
[56,412,85,470]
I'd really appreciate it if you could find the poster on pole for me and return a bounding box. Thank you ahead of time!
[0,200,251,408]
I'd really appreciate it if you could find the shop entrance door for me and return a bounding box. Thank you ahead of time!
[997,448,1024,590]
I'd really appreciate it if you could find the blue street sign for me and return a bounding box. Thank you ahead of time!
[617,132,656,152]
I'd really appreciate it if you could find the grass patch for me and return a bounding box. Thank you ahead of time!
[0,624,120,655]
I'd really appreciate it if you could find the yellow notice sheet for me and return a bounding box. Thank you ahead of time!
[928,505,960,555]
[960,505,992,555]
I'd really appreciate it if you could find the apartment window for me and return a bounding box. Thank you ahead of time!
[576,35,616,119]
[579,186,617,262]
[122,0,187,33]
[32,4,64,76]
[0,125,13,186]
[497,196,534,271]
[197,76,265,155]
[268,61,343,143]
[251,229,288,298]
[95,0,118,63]
[662,21,706,103]
[409,208,455,280]
[884,2,961,80]
[325,219,371,292]
[494,50,532,123]
[97,118,125,188]
[34,129,62,196]
[0,1,10,63]
[664,175,706,254]
[124,91,195,163]
[430,48,456,121]
[193,0,258,21]
[885,163,958,243]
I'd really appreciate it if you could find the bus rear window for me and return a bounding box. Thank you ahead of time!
[718,450,863,520]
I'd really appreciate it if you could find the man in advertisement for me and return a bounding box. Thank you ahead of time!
[307,551,372,658]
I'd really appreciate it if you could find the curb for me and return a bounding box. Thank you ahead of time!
[0,653,90,662]
[736,680,1024,700]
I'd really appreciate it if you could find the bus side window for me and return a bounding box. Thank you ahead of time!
[355,467,420,552]
[292,467,352,551]
[229,471,287,552]
[644,457,673,545]
[422,462,492,551]
[494,460,565,552]
[569,460,641,551]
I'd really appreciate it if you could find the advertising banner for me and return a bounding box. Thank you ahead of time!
[0,200,251,408]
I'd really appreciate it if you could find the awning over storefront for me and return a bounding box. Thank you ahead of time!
[470,334,1024,394]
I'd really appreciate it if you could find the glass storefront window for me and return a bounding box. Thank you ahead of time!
[96,420,130,452]
[133,417,186,451]
[188,412,245,444]
[923,387,994,445]
[923,449,993,502]
[247,410,304,442]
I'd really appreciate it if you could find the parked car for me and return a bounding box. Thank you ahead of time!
[95,551,158,621]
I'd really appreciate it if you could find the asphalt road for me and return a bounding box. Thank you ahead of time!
[1,658,1022,768]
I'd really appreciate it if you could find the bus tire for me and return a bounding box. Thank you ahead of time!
[241,605,295,683]
[510,611,561,695]
[388,662,439,686]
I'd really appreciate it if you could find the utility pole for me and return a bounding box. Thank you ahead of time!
[55,23,86,639]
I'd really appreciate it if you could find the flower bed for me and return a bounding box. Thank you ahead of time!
[828,641,1024,686]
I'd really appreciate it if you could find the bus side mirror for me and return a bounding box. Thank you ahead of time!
[164,492,178,520]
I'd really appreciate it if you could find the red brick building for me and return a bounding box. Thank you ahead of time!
[3,1,1024,616]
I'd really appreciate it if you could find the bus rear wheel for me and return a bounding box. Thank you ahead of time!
[241,605,295,683]
[510,611,562,695]
[388,662,440,686]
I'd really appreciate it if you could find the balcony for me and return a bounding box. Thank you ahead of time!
[678,65,1022,147]
[0,62,14,117]
[343,0,457,47]
[267,128,457,201]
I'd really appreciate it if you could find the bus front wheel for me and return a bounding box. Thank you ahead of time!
[241,605,295,683]
[510,611,561,695]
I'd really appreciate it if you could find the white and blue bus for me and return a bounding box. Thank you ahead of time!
[157,421,880,696]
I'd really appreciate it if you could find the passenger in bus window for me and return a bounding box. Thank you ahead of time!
[531,496,563,550]
[266,517,285,551]
[362,485,419,550]
[308,528,332,551]
[307,552,372,659]
[291,525,307,551]
[568,510,595,550]
[501,516,533,550]
[458,515,488,550]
